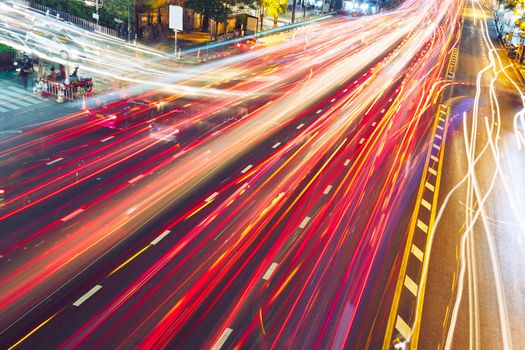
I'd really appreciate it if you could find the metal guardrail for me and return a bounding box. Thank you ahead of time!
[33,78,81,102]
[9,0,119,38]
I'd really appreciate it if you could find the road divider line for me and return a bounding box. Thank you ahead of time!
[359,138,366,144]
[262,262,279,280]
[212,328,233,350]
[372,122,377,127]
[128,174,146,184]
[425,181,435,192]
[297,123,304,129]
[272,142,281,149]
[316,109,323,114]
[205,192,219,203]
[395,315,411,340]
[299,216,311,229]
[430,155,439,162]
[60,208,85,222]
[100,136,115,143]
[151,230,171,245]
[323,185,333,195]
[46,158,63,166]
[428,167,437,176]
[73,285,102,307]
[404,275,419,296]
[241,164,253,174]
[411,244,424,262]
[343,159,350,166]
[421,198,432,211]
[417,219,429,233]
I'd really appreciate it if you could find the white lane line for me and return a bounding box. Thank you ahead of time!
[395,315,411,340]
[330,98,336,102]
[430,155,439,162]
[428,167,437,176]
[411,244,424,261]
[299,216,311,229]
[371,122,377,127]
[151,230,171,245]
[421,198,432,211]
[437,124,444,131]
[73,285,102,307]
[272,142,281,149]
[100,136,115,143]
[417,219,429,233]
[128,174,145,184]
[46,157,64,166]
[316,109,323,114]
[212,328,233,350]
[425,181,435,192]
[241,164,253,174]
[343,159,350,166]
[359,138,365,144]
[205,192,219,202]
[61,208,85,222]
[262,262,278,280]
[343,89,348,92]
[296,123,304,129]
[381,109,386,113]
[435,134,443,140]
[432,143,441,151]
[404,275,418,296]
[323,185,333,195]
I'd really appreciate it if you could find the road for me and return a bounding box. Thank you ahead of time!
[1,0,523,348]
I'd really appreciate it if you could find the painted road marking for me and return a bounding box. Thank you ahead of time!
[128,174,145,184]
[421,198,432,211]
[425,181,435,192]
[395,315,411,340]
[272,142,281,149]
[430,155,439,162]
[100,136,115,143]
[343,159,350,166]
[151,230,171,245]
[428,167,437,176]
[404,275,418,296]
[316,109,323,114]
[331,98,336,102]
[411,244,424,262]
[60,208,85,222]
[343,88,348,92]
[297,123,304,129]
[372,122,377,127]
[417,219,428,233]
[323,185,333,195]
[205,192,219,202]
[73,285,102,307]
[262,262,278,280]
[45,158,63,166]
[212,328,233,350]
[435,134,443,140]
[432,143,441,151]
[241,164,253,174]
[437,125,444,131]
[359,138,365,144]
[299,216,311,229]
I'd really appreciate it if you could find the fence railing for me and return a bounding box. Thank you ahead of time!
[9,0,120,38]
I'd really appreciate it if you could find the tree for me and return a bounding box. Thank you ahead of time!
[261,0,288,27]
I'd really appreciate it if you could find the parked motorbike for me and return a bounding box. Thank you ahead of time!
[508,44,518,59]
[64,64,93,92]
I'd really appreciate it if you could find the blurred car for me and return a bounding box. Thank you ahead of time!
[235,38,265,52]
[88,99,155,129]
[25,29,86,60]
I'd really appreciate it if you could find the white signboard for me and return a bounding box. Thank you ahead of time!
[92,13,99,20]
[169,5,183,31]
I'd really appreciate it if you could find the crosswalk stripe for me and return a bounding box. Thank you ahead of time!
[0,91,34,107]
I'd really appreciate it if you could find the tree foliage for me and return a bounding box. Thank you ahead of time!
[260,0,288,26]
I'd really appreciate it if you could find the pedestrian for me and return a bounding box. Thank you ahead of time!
[57,64,66,82]
[19,67,30,90]
[47,66,56,82]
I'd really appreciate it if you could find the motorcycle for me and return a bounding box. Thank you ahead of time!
[12,53,36,72]
[64,65,93,92]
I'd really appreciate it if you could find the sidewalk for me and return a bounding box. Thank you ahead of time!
[491,10,525,83]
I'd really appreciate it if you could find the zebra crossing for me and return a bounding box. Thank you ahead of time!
[0,84,45,114]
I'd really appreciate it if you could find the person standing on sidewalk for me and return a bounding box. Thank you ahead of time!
[19,65,30,90]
